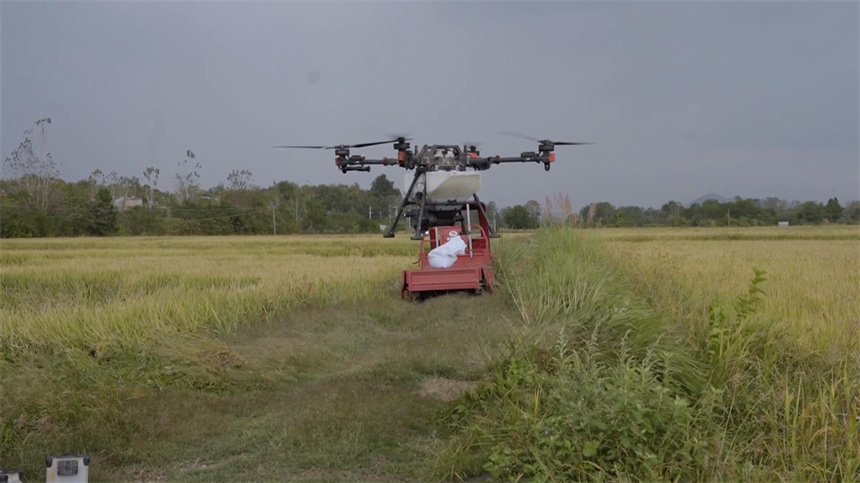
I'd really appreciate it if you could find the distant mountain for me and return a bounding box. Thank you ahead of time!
[687,193,733,206]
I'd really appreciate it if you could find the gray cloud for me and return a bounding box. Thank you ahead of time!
[2,1,857,209]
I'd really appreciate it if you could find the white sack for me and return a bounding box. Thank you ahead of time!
[427,233,467,269]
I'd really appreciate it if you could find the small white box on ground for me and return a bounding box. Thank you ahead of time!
[46,454,89,483]
[0,468,24,483]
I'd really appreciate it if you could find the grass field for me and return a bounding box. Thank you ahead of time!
[595,225,860,352]
[596,225,860,479]
[1,226,858,480]
[1,235,416,356]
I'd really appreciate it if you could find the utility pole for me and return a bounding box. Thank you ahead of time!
[727,208,731,227]
[272,204,277,235]
[368,204,372,219]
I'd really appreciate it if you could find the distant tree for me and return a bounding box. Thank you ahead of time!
[643,207,661,225]
[825,197,844,222]
[90,187,118,235]
[87,169,106,201]
[581,201,617,225]
[226,169,254,191]
[667,214,690,227]
[794,201,827,224]
[2,117,60,212]
[370,174,399,198]
[524,200,542,223]
[503,204,539,229]
[578,203,599,226]
[844,201,860,222]
[301,199,328,232]
[143,166,160,210]
[729,197,762,221]
[615,205,644,227]
[484,200,500,224]
[660,200,684,218]
[174,149,201,204]
[761,196,787,213]
[700,199,725,222]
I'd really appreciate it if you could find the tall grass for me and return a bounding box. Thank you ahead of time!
[436,226,859,481]
[602,227,860,480]
[436,227,716,480]
[0,235,416,463]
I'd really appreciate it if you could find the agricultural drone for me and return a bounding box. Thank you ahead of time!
[275,132,591,299]
[274,132,592,299]
[274,132,592,239]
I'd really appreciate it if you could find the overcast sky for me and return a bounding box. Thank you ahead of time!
[2,0,858,209]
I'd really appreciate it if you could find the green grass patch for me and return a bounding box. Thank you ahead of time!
[434,226,859,481]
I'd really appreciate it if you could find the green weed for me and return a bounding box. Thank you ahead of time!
[436,226,859,481]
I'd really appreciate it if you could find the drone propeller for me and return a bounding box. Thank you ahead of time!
[384,132,413,142]
[495,131,592,146]
[273,137,411,150]
[339,139,404,149]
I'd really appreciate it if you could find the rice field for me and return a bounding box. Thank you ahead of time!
[595,225,860,353]
[0,235,416,358]
[441,225,860,481]
[1,225,858,480]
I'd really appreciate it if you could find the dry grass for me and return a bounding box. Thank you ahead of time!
[595,225,860,354]
[3,227,858,480]
[0,235,415,357]
[592,225,860,479]
[0,233,523,481]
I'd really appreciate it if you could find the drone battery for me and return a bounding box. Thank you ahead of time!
[0,468,23,483]
[46,454,89,483]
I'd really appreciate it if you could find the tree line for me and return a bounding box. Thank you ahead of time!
[529,193,860,228]
[0,160,408,238]
[2,118,857,237]
[0,120,412,237]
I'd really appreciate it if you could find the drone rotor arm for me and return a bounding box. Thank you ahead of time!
[474,154,549,165]
[349,157,401,166]
[335,156,405,173]
[464,152,556,172]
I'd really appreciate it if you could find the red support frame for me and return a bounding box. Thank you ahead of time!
[400,201,497,299]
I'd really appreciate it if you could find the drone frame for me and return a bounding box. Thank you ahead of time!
[274,134,591,239]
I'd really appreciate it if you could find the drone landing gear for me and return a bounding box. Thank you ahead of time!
[385,171,421,238]
[383,170,497,241]
[410,190,428,241]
